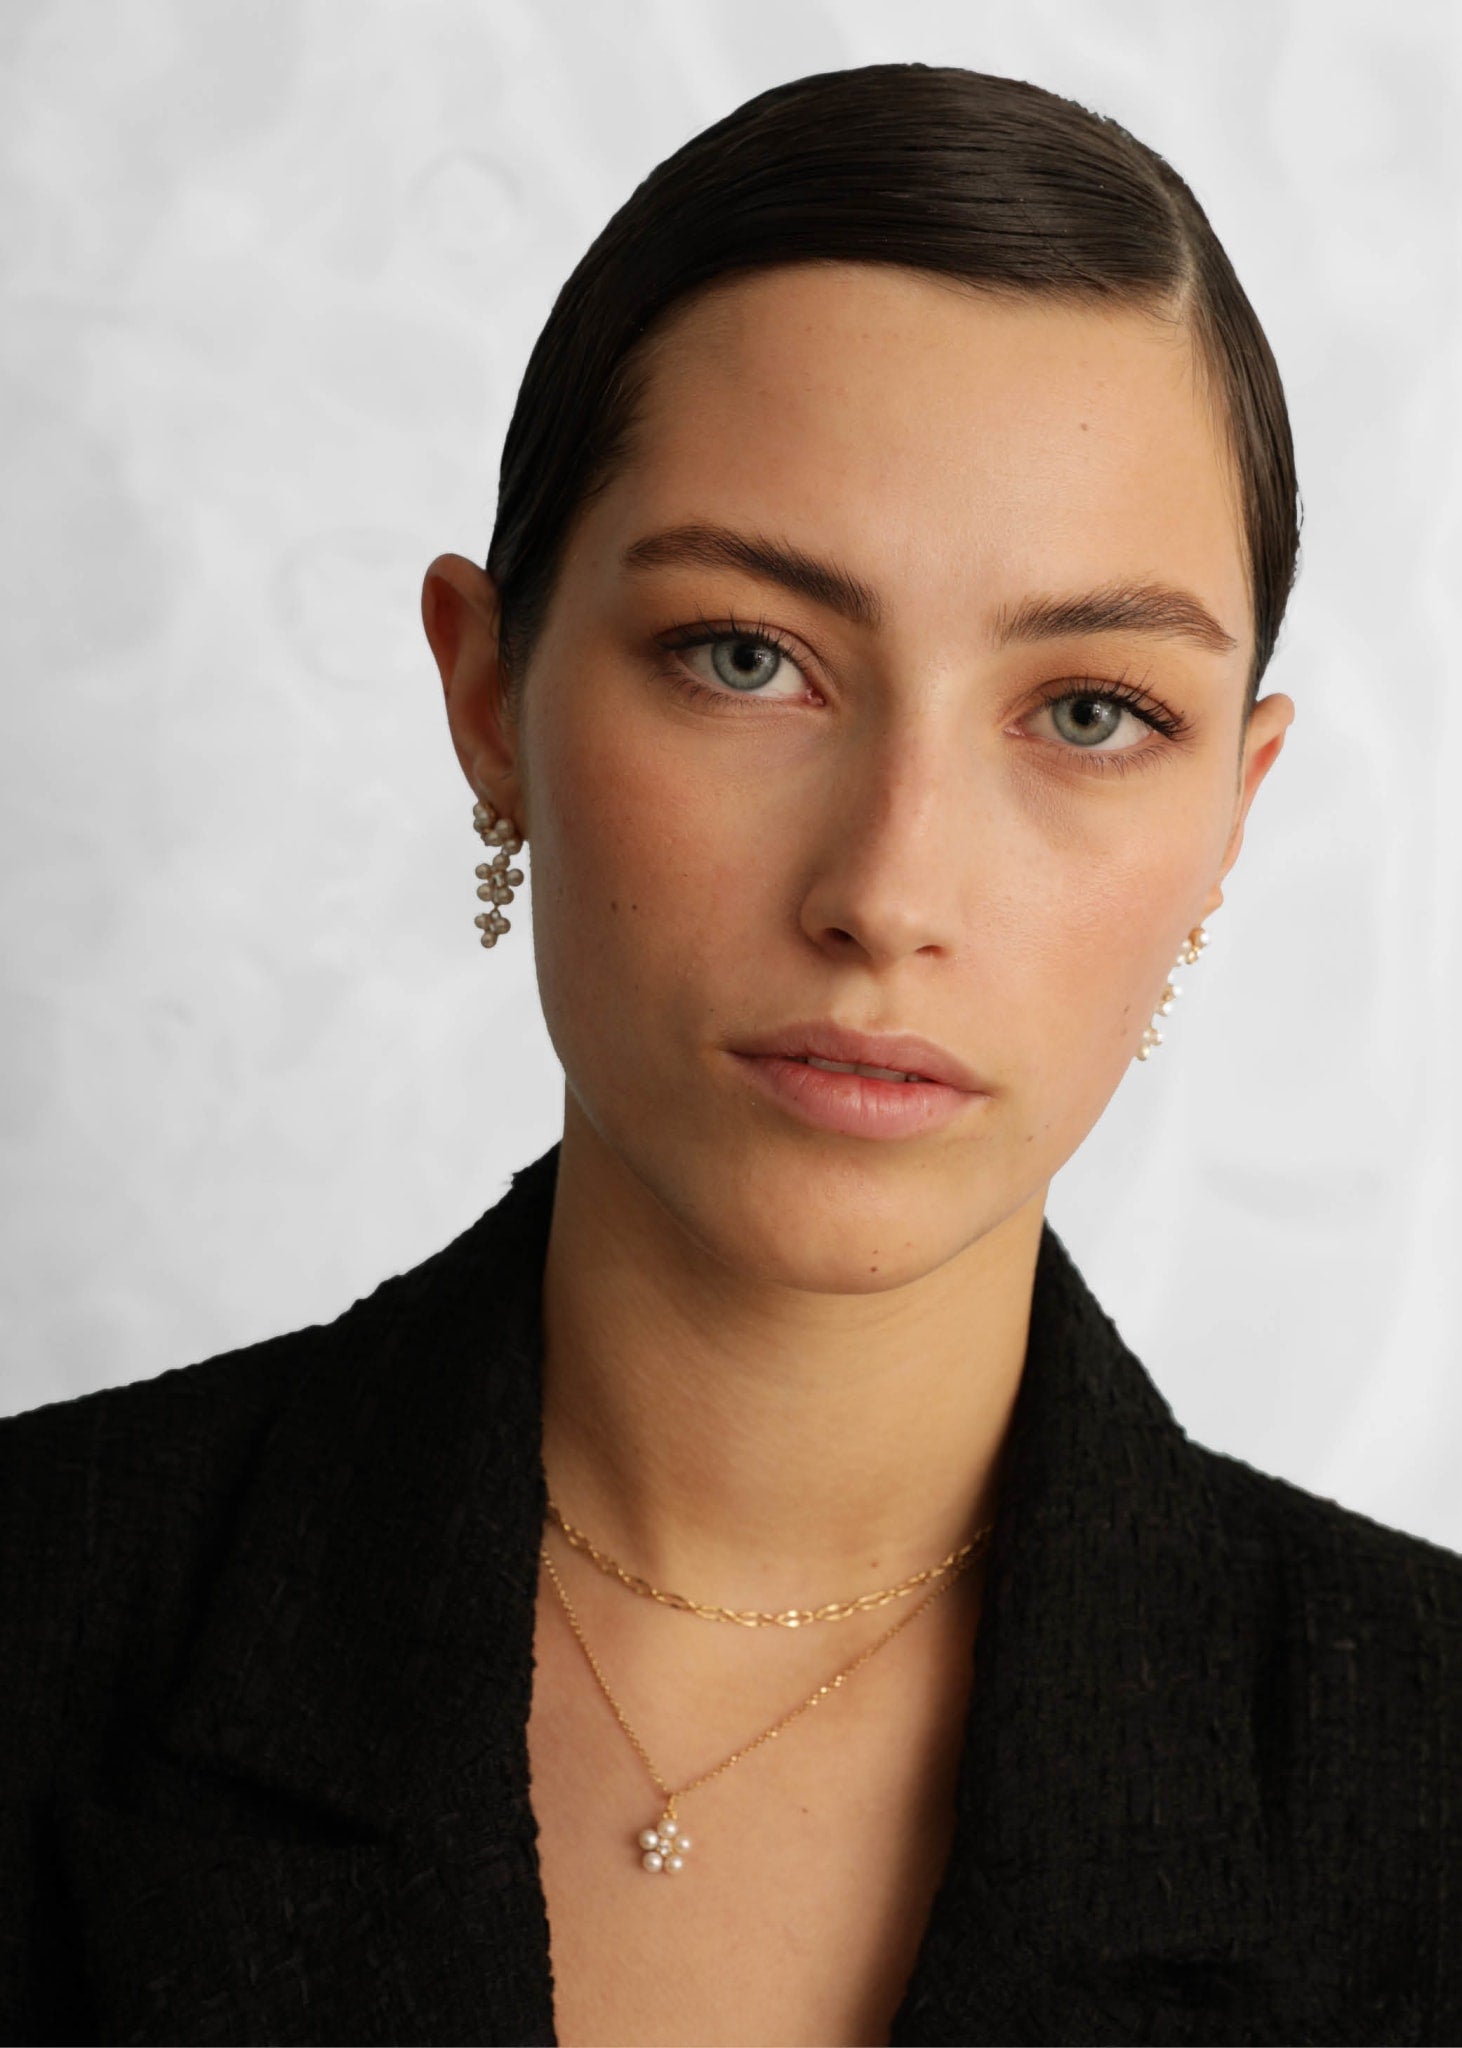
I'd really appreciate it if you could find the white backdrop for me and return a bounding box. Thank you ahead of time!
[3,0,1459,1551]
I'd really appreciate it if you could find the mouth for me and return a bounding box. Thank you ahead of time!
[730,1022,987,1095]
[729,1048,982,1139]
[780,1054,929,1084]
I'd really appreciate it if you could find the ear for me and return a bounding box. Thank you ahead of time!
[1199,691,1295,921]
[420,553,529,833]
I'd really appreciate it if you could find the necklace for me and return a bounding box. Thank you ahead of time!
[544,1492,991,1627]
[539,1524,990,1875]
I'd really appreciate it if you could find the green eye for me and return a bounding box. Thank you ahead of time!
[1033,676,1190,756]
[708,636,786,692]
[658,615,809,707]
[1050,694,1130,747]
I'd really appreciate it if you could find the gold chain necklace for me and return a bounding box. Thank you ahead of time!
[539,1521,992,1876]
[544,1493,990,1627]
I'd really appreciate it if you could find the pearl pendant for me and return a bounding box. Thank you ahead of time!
[472,801,524,947]
[637,1809,694,1874]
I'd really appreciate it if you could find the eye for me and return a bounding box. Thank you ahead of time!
[1026,678,1189,759]
[656,616,811,707]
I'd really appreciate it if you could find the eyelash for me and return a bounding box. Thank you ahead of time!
[653,614,1193,770]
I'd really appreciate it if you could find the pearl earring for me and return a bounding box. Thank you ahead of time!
[471,798,525,948]
[1136,923,1209,1060]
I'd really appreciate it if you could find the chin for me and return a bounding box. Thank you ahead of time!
[659,1138,994,1291]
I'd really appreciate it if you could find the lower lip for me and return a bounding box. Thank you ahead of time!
[730,1053,984,1139]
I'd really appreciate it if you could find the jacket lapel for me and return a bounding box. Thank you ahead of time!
[891,1220,1286,2043]
[58,1144,566,2046]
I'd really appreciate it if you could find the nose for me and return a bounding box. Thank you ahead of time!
[795,718,996,970]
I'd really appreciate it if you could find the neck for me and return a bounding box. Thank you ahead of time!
[537,1102,1045,1618]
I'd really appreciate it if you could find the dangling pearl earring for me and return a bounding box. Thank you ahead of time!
[1136,923,1209,1060]
[472,798,525,948]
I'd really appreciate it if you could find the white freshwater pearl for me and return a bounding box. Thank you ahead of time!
[674,1834,692,1853]
[659,1817,678,1837]
[638,1829,661,1851]
[641,1850,664,1873]
[665,1854,685,1873]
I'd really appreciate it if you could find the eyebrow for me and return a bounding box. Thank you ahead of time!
[992,582,1238,655]
[619,521,1238,656]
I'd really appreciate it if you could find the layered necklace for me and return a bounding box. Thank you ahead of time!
[540,1491,994,1875]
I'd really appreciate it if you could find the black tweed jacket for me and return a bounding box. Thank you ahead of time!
[3,1140,1461,2046]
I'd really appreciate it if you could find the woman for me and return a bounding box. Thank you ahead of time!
[3,60,1459,2048]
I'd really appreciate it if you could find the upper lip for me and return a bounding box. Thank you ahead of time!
[732,1020,989,1092]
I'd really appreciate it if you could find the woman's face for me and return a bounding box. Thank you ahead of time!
[434,262,1292,1290]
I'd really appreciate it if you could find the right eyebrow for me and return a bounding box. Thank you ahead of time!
[621,522,882,631]
[619,520,1239,656]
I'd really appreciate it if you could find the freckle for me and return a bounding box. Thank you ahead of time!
[1079,420,1089,431]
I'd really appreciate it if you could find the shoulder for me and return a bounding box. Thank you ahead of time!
[0,1322,311,1490]
[0,1312,340,1575]
[0,1144,544,1775]
[1197,1433,1462,1628]
[0,1325,324,1790]
[0,1219,468,1563]
[0,1160,553,1803]
[0,1244,438,1799]
[1197,1438,1462,1915]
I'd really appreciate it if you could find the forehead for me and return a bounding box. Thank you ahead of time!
[587,262,1249,647]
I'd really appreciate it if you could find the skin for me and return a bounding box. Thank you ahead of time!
[421,262,1294,1830]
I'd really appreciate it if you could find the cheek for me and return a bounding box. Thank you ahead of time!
[1014,844,1212,1109]
[527,691,753,1074]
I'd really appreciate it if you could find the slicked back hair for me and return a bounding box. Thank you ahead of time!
[486,63,1300,722]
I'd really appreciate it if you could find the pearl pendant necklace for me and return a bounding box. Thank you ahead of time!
[540,1514,988,1883]
[636,1806,694,1875]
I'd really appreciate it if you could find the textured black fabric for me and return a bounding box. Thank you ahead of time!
[3,1137,1461,2046]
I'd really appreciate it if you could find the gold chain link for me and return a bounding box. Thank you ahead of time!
[544,1493,992,1627]
[539,1524,991,1813]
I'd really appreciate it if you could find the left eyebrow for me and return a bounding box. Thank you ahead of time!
[619,521,1239,655]
[990,581,1239,655]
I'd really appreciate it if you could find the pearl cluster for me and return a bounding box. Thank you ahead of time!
[472,800,525,948]
[1136,924,1209,1061]
[637,1813,694,1875]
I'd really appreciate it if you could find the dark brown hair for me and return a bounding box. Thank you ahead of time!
[486,62,1300,720]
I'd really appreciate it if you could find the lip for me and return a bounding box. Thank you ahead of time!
[729,1051,983,1139]
[729,1020,989,1094]
[726,1021,991,1143]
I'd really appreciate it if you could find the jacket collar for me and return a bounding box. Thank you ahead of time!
[154,1142,561,1825]
[124,1141,1276,2031]
[893,1211,1281,2037]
